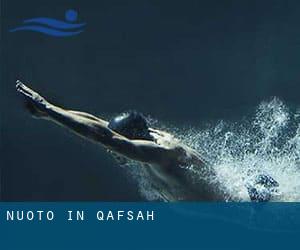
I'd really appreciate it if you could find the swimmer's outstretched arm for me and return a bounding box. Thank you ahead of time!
[16,81,176,165]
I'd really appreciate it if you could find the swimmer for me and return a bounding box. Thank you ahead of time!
[16,80,278,201]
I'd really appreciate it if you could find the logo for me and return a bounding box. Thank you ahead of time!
[9,9,86,37]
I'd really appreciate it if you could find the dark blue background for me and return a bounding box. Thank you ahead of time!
[1,0,300,200]
[1,2,300,248]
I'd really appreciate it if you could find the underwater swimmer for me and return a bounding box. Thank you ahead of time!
[16,81,277,201]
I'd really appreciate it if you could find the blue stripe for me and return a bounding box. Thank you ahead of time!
[1,202,300,249]
[23,17,85,30]
[9,25,83,37]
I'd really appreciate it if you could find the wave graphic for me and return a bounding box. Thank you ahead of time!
[23,18,85,29]
[9,9,85,37]
[10,25,84,37]
[123,98,300,202]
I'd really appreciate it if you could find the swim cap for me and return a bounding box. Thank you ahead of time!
[108,111,153,141]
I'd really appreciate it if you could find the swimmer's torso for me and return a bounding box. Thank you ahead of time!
[145,160,224,201]
[144,129,225,201]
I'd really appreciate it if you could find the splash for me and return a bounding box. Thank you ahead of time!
[124,98,300,201]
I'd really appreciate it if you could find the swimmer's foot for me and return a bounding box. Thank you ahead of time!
[16,80,49,118]
[246,174,279,202]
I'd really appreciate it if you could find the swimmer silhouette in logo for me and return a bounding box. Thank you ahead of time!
[15,80,279,201]
[9,9,85,37]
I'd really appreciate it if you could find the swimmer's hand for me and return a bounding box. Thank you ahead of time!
[16,80,49,118]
